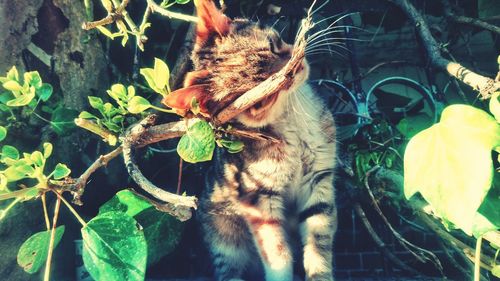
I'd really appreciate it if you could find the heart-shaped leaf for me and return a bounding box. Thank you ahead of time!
[404,104,500,236]
[153,58,170,93]
[99,190,184,265]
[0,126,7,142]
[177,120,215,163]
[52,163,71,180]
[37,83,53,101]
[127,96,151,114]
[81,212,147,281]
[17,226,65,274]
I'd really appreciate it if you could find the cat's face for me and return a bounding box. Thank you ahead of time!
[164,0,309,127]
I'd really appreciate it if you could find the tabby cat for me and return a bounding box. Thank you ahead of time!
[173,1,337,280]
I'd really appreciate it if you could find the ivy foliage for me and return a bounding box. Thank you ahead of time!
[404,105,500,236]
[82,190,184,280]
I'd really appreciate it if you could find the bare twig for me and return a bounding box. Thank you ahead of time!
[147,0,199,23]
[121,116,197,221]
[75,118,118,146]
[415,209,494,277]
[49,147,123,205]
[224,127,281,143]
[388,0,500,99]
[82,14,120,30]
[352,203,422,275]
[43,194,61,281]
[441,0,500,35]
[364,166,443,271]
[82,0,129,30]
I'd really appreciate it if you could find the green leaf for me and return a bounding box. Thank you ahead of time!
[0,126,6,142]
[88,96,104,111]
[1,145,19,162]
[219,139,245,153]
[127,96,151,114]
[153,58,169,93]
[36,83,53,101]
[493,264,500,278]
[108,84,128,103]
[17,226,65,274]
[102,121,121,133]
[140,68,161,94]
[24,71,42,89]
[82,212,147,281]
[3,162,35,182]
[3,80,23,92]
[404,105,500,236]
[30,151,44,167]
[6,66,19,81]
[0,174,7,190]
[79,111,98,120]
[127,86,135,99]
[96,26,118,39]
[51,107,79,135]
[177,120,215,163]
[396,113,433,138]
[52,163,71,180]
[135,207,184,265]
[98,190,184,265]
[489,92,500,123]
[42,143,53,159]
[176,0,191,4]
[99,190,152,217]
[6,88,35,106]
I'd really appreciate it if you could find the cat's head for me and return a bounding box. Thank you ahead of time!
[164,0,309,128]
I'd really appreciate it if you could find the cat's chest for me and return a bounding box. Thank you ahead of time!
[240,119,324,189]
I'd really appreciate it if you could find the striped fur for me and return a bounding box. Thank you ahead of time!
[199,83,337,281]
[189,2,337,280]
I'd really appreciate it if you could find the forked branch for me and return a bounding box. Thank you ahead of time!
[389,0,500,99]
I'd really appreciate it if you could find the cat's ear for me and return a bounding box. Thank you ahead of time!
[194,0,231,46]
[162,84,210,116]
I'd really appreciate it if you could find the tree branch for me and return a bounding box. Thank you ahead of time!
[49,146,123,205]
[388,0,500,99]
[121,116,197,221]
[440,0,500,35]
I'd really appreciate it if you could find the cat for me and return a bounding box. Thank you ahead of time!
[168,1,337,280]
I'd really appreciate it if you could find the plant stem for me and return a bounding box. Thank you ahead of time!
[0,187,38,201]
[0,197,21,221]
[147,0,199,23]
[151,105,176,114]
[54,191,87,227]
[41,193,51,230]
[83,0,94,21]
[474,237,482,281]
[43,195,61,281]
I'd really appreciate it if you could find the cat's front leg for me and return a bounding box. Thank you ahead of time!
[298,171,337,281]
[242,197,293,281]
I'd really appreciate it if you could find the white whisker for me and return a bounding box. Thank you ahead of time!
[305,49,348,59]
[307,12,359,42]
[306,36,348,50]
